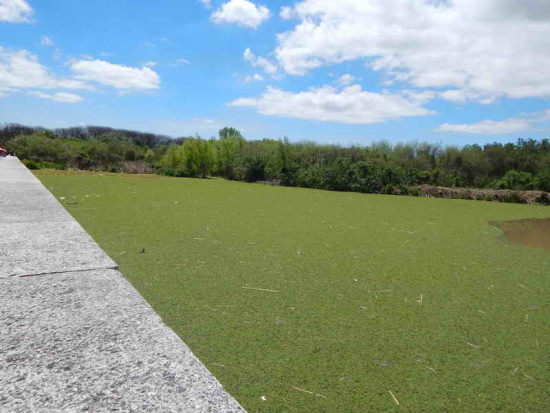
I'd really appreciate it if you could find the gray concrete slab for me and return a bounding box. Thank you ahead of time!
[0,184,73,224]
[0,157,117,277]
[0,220,118,277]
[0,269,244,412]
[0,157,245,412]
[0,203,72,224]
[0,158,72,224]
[0,157,40,183]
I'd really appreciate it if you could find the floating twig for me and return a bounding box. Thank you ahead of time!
[426,366,438,374]
[466,342,480,349]
[242,286,279,293]
[389,391,400,405]
[417,294,423,305]
[289,386,327,399]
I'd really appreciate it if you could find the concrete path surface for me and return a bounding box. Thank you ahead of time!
[0,157,245,412]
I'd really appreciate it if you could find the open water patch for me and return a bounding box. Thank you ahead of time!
[491,218,550,253]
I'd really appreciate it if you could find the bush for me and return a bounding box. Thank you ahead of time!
[494,170,534,190]
[502,191,523,204]
[157,167,178,177]
[534,170,550,192]
[23,159,40,170]
[535,192,550,205]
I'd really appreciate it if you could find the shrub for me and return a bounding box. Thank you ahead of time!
[494,170,534,190]
[23,159,40,170]
[535,192,550,205]
[503,192,523,204]
[157,167,178,177]
[534,170,550,192]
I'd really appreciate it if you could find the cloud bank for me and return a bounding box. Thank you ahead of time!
[71,60,160,90]
[211,0,270,29]
[0,47,161,102]
[273,0,550,100]
[230,85,434,124]
[0,0,33,23]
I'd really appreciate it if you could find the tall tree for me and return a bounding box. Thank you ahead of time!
[219,127,243,140]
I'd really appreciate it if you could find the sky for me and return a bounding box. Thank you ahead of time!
[1,0,549,146]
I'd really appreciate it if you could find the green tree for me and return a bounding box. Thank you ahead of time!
[219,127,243,140]
[160,145,184,169]
[494,170,534,190]
[217,135,245,178]
[181,138,215,178]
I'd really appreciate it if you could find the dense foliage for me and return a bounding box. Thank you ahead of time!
[3,123,550,193]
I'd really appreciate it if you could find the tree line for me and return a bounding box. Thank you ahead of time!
[3,123,549,196]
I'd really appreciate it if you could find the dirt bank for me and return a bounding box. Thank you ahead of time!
[414,185,550,205]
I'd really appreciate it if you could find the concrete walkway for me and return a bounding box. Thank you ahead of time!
[0,157,245,412]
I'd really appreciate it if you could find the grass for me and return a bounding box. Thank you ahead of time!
[35,170,550,412]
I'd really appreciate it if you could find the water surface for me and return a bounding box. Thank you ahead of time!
[492,218,550,252]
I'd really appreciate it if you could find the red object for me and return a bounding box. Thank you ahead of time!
[0,148,8,157]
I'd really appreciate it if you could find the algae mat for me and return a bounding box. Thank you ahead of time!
[36,170,550,412]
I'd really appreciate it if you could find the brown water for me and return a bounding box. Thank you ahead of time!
[491,218,550,252]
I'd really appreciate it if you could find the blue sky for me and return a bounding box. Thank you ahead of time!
[1,0,549,145]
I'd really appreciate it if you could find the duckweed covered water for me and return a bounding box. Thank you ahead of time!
[35,170,550,412]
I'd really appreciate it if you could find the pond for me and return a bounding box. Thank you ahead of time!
[491,218,550,253]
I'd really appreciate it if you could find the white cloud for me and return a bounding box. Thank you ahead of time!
[539,109,550,122]
[438,89,497,105]
[33,91,83,103]
[336,74,357,86]
[437,107,550,134]
[274,0,550,100]
[0,47,89,93]
[199,0,212,9]
[244,73,264,82]
[71,59,160,90]
[436,119,531,135]
[175,58,190,65]
[279,6,295,20]
[211,0,270,29]
[40,36,54,47]
[230,85,434,124]
[0,0,33,23]
[187,117,219,130]
[0,47,159,102]
[244,48,277,74]
[144,61,158,68]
